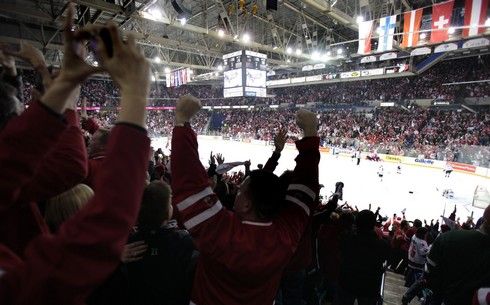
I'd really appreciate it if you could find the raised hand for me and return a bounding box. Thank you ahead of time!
[296,109,318,137]
[274,128,288,153]
[216,153,225,165]
[209,152,216,166]
[4,41,46,69]
[175,95,201,125]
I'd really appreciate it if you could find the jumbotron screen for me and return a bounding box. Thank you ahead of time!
[222,50,267,98]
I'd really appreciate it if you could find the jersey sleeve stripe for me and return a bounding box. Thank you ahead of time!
[285,195,310,216]
[287,184,316,200]
[478,288,490,305]
[184,200,223,230]
[176,187,214,211]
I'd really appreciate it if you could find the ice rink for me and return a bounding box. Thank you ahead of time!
[153,136,489,222]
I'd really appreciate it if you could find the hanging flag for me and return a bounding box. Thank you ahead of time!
[430,0,454,43]
[401,9,423,48]
[377,15,397,52]
[358,20,374,54]
[463,0,489,37]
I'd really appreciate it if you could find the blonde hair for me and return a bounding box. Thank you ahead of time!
[45,184,94,231]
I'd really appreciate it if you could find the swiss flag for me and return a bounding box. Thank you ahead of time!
[430,0,454,43]
[463,0,489,37]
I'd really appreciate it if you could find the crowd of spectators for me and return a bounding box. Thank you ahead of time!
[0,13,489,305]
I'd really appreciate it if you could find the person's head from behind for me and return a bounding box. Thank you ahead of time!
[87,128,110,157]
[138,181,172,231]
[400,220,409,231]
[45,184,94,232]
[356,210,376,233]
[415,227,428,239]
[234,170,282,221]
[481,205,490,235]
[0,81,22,130]
[413,219,422,229]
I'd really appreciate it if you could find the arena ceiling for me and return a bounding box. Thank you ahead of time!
[0,0,438,75]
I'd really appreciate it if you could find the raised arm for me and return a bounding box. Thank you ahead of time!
[276,110,320,243]
[19,87,88,202]
[0,15,151,304]
[263,128,287,172]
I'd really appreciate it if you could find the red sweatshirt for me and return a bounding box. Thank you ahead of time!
[0,104,149,304]
[0,109,88,256]
[171,124,319,305]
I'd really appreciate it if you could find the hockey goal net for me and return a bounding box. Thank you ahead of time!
[473,185,490,209]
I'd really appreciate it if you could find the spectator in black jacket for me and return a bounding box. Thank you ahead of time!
[337,210,390,305]
[126,181,199,305]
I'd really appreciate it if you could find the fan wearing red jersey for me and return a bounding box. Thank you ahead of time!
[171,95,320,305]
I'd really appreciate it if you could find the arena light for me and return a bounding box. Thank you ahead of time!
[448,27,455,34]
[322,54,330,62]
[151,75,156,81]
[242,33,251,43]
[164,67,171,73]
[337,48,343,55]
[356,15,364,23]
[154,56,161,63]
[180,17,187,25]
[218,29,225,37]
[295,48,302,55]
[217,65,223,71]
[311,51,321,61]
[486,18,490,27]
[326,51,332,56]
[149,7,163,20]
[420,33,427,39]
[286,47,293,54]
[93,61,99,67]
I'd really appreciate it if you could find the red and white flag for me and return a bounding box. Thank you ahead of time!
[463,0,489,37]
[357,20,374,54]
[430,0,454,43]
[402,8,423,48]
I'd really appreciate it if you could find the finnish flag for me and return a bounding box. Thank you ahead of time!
[377,15,396,52]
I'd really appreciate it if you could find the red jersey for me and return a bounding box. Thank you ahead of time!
[171,125,320,305]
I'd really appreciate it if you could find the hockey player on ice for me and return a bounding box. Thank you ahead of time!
[443,162,453,178]
[397,164,402,174]
[378,165,384,182]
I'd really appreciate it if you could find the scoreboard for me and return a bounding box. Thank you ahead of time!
[223,50,267,98]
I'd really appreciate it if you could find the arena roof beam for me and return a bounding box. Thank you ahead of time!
[301,0,358,31]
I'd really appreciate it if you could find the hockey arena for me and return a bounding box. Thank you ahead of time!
[1,0,490,305]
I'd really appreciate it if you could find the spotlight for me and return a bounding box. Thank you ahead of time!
[420,33,427,39]
[93,61,99,67]
[242,33,251,43]
[217,65,223,71]
[326,51,332,56]
[286,47,293,54]
[337,48,343,55]
[295,48,302,55]
[180,17,187,25]
[311,51,321,61]
[151,75,156,81]
[154,56,161,63]
[356,15,364,23]
[218,29,225,37]
[164,67,171,73]
[448,27,455,34]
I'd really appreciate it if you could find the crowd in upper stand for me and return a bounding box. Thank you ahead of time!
[0,8,489,305]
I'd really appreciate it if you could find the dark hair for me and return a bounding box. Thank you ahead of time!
[400,220,409,229]
[415,227,428,239]
[413,219,422,228]
[138,181,172,231]
[247,170,282,220]
[356,210,376,232]
[0,82,19,130]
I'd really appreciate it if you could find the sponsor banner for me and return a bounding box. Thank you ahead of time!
[323,73,337,80]
[306,75,323,82]
[360,55,377,63]
[379,52,398,61]
[267,79,290,86]
[302,65,314,71]
[434,42,458,53]
[340,70,361,78]
[320,147,330,153]
[462,37,490,49]
[410,47,432,56]
[383,154,403,162]
[313,63,326,70]
[449,161,476,173]
[291,77,306,83]
[361,68,384,77]
[414,158,435,165]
